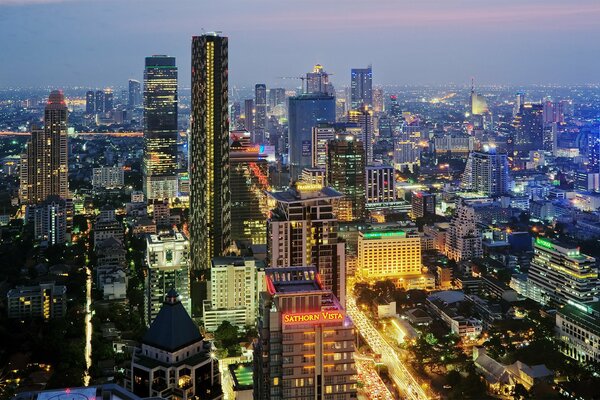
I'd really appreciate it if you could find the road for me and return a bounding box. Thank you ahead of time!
[355,357,395,400]
[347,295,431,400]
[83,264,92,386]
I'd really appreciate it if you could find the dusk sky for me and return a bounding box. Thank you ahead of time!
[1,0,600,88]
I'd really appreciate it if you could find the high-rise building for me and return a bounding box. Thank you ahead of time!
[244,99,254,133]
[470,91,489,115]
[34,195,67,246]
[254,266,357,400]
[461,146,509,197]
[306,64,334,95]
[142,55,179,201]
[19,91,69,204]
[287,93,335,179]
[512,103,544,153]
[254,84,267,144]
[95,90,105,114]
[7,283,67,319]
[357,228,422,280]
[347,107,374,164]
[145,230,191,326]
[556,301,600,363]
[104,88,114,111]
[190,33,231,272]
[372,87,384,113]
[267,184,346,304]
[229,135,270,245]
[327,133,366,222]
[527,237,598,306]
[128,290,222,399]
[513,92,525,116]
[445,199,483,261]
[411,191,436,219]
[366,165,396,205]
[202,256,266,332]
[350,66,373,109]
[311,124,336,169]
[128,79,142,109]
[85,90,95,114]
[268,88,286,110]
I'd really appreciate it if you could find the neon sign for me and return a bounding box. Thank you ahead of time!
[283,311,344,325]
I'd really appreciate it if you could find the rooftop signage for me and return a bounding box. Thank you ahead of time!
[283,310,344,325]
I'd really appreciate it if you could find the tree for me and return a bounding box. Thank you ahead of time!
[214,321,239,349]
[512,383,529,400]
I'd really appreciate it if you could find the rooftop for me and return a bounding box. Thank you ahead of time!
[229,363,253,390]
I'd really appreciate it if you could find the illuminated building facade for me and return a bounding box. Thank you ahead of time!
[254,84,267,144]
[254,267,357,400]
[311,124,336,169]
[372,86,384,113]
[128,79,142,109]
[306,64,334,95]
[288,93,335,180]
[244,99,254,133]
[411,191,435,219]
[326,133,366,222]
[267,185,346,304]
[393,121,421,172]
[190,33,231,271]
[129,290,222,399]
[347,107,374,164]
[512,103,544,154]
[557,301,600,363]
[34,195,67,246]
[527,237,598,306]
[445,200,483,261]
[86,90,95,114]
[145,230,191,326]
[7,282,66,319]
[357,229,421,280]
[461,147,509,197]
[143,55,179,200]
[20,91,69,204]
[366,165,396,205]
[230,137,270,245]
[350,66,372,109]
[202,257,266,332]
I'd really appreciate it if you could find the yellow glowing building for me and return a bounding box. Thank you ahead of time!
[357,229,422,280]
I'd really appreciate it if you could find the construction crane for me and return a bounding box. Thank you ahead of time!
[277,76,308,93]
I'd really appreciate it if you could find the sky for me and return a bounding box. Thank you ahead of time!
[1,0,600,88]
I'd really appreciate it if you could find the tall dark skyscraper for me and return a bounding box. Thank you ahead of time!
[20,91,69,204]
[327,133,367,222]
[288,93,336,179]
[254,84,267,144]
[244,98,254,134]
[85,90,95,115]
[512,103,544,154]
[142,55,179,200]
[190,33,231,272]
[95,90,105,114]
[104,88,114,112]
[128,79,142,109]
[351,65,373,110]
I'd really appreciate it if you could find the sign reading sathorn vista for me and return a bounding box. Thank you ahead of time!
[283,310,345,325]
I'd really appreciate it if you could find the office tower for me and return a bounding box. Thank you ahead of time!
[393,121,421,172]
[202,256,266,332]
[19,91,69,205]
[470,91,489,115]
[389,95,402,119]
[357,228,422,280]
[461,146,509,197]
[350,66,373,109]
[144,230,191,325]
[587,130,600,174]
[347,107,374,164]
[556,302,600,363]
[512,103,544,153]
[306,64,334,95]
[411,191,436,219]
[128,290,222,399]
[513,92,525,116]
[85,90,95,114]
[34,195,67,246]
[542,100,555,125]
[254,266,357,400]
[287,93,335,179]
[254,84,267,144]
[365,165,395,206]
[95,90,105,114]
[327,133,366,222]
[128,79,142,109]
[311,123,336,168]
[142,55,179,201]
[190,33,231,272]
[268,88,286,109]
[527,238,598,306]
[229,136,270,244]
[372,87,384,113]
[7,283,67,319]
[445,199,483,261]
[104,88,114,111]
[244,99,254,133]
[267,185,346,304]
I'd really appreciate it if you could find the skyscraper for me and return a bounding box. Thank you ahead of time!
[445,199,483,261]
[350,66,373,110]
[311,123,336,169]
[104,88,114,112]
[347,107,374,164]
[287,93,335,179]
[85,90,95,115]
[95,90,105,114]
[142,55,179,201]
[244,99,254,134]
[327,133,366,222]
[461,146,509,197]
[512,103,544,153]
[20,91,69,204]
[306,64,334,95]
[128,79,142,109]
[254,84,267,144]
[190,33,231,272]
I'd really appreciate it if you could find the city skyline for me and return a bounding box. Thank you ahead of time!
[2,0,600,88]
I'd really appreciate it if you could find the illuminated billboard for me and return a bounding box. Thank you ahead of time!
[283,310,344,325]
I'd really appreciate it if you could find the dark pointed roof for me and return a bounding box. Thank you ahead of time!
[142,290,203,353]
